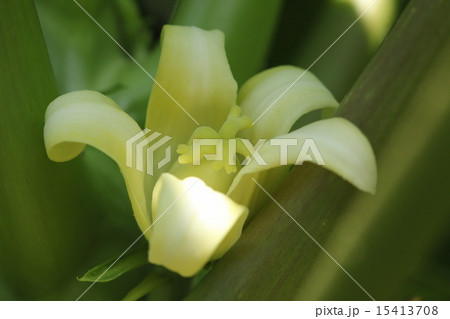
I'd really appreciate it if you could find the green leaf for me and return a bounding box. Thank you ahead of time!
[0,0,97,300]
[35,0,154,100]
[78,245,148,283]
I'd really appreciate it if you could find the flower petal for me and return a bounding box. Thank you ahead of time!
[146,25,237,145]
[44,90,152,235]
[149,173,248,277]
[169,160,235,194]
[238,66,339,142]
[229,117,377,195]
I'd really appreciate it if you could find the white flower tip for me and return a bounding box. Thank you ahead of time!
[149,173,248,277]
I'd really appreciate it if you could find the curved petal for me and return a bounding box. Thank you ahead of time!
[44,90,152,235]
[238,66,339,142]
[229,118,377,195]
[146,25,237,146]
[149,173,248,277]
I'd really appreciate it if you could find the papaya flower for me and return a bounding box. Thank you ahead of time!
[43,25,376,277]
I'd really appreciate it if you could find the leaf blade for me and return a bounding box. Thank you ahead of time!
[78,246,148,283]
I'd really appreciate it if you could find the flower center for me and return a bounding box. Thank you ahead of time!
[177,105,252,174]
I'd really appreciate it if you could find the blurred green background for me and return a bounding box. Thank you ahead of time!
[0,0,448,300]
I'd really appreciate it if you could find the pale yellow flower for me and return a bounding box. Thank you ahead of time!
[44,25,376,277]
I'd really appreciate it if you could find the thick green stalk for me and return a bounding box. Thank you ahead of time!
[187,0,450,300]
[297,0,450,298]
[171,0,284,84]
[0,0,93,299]
[298,111,450,300]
